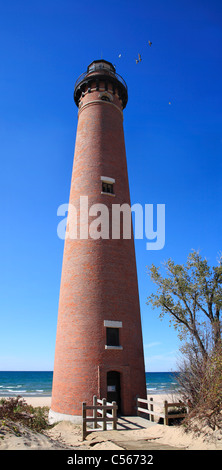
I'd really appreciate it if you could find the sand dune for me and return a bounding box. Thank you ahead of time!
[1,394,222,451]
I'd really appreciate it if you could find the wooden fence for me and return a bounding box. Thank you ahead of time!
[82,395,118,440]
[136,397,189,425]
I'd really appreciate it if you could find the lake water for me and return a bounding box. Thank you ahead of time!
[0,371,180,397]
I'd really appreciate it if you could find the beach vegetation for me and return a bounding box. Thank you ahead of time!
[0,396,52,433]
[147,250,222,431]
[177,344,222,431]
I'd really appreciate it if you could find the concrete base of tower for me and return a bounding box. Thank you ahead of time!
[48,408,82,425]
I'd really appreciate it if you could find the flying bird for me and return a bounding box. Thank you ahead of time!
[148,41,152,47]
[135,53,142,63]
[118,54,122,58]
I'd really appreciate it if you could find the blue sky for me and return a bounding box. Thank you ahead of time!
[0,0,221,371]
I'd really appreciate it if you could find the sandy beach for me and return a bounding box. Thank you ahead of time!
[1,393,222,451]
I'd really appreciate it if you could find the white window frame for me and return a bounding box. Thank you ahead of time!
[104,320,123,350]
[101,176,116,197]
[104,320,122,328]
[100,176,115,184]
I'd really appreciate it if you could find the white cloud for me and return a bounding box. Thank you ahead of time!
[144,341,162,349]
[145,350,179,372]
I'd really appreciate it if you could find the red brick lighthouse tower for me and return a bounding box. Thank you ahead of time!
[49,60,146,423]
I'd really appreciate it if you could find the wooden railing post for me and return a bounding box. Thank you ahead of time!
[137,396,188,424]
[93,395,97,429]
[147,398,150,421]
[150,397,154,422]
[164,400,169,425]
[112,401,117,430]
[136,394,139,416]
[102,398,106,431]
[82,402,86,440]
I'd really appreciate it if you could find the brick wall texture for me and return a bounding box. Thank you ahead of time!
[51,69,147,417]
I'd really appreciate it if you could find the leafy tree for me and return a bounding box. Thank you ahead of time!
[147,250,222,359]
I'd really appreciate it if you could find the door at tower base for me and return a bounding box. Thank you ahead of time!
[107,371,121,412]
[50,59,147,423]
[50,361,146,421]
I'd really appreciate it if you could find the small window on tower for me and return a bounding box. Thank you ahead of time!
[101,176,115,196]
[101,95,111,102]
[106,328,119,347]
[99,92,113,102]
[102,181,114,194]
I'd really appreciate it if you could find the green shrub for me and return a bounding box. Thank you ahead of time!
[0,396,51,433]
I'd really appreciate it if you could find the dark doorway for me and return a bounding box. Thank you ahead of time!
[107,371,121,414]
